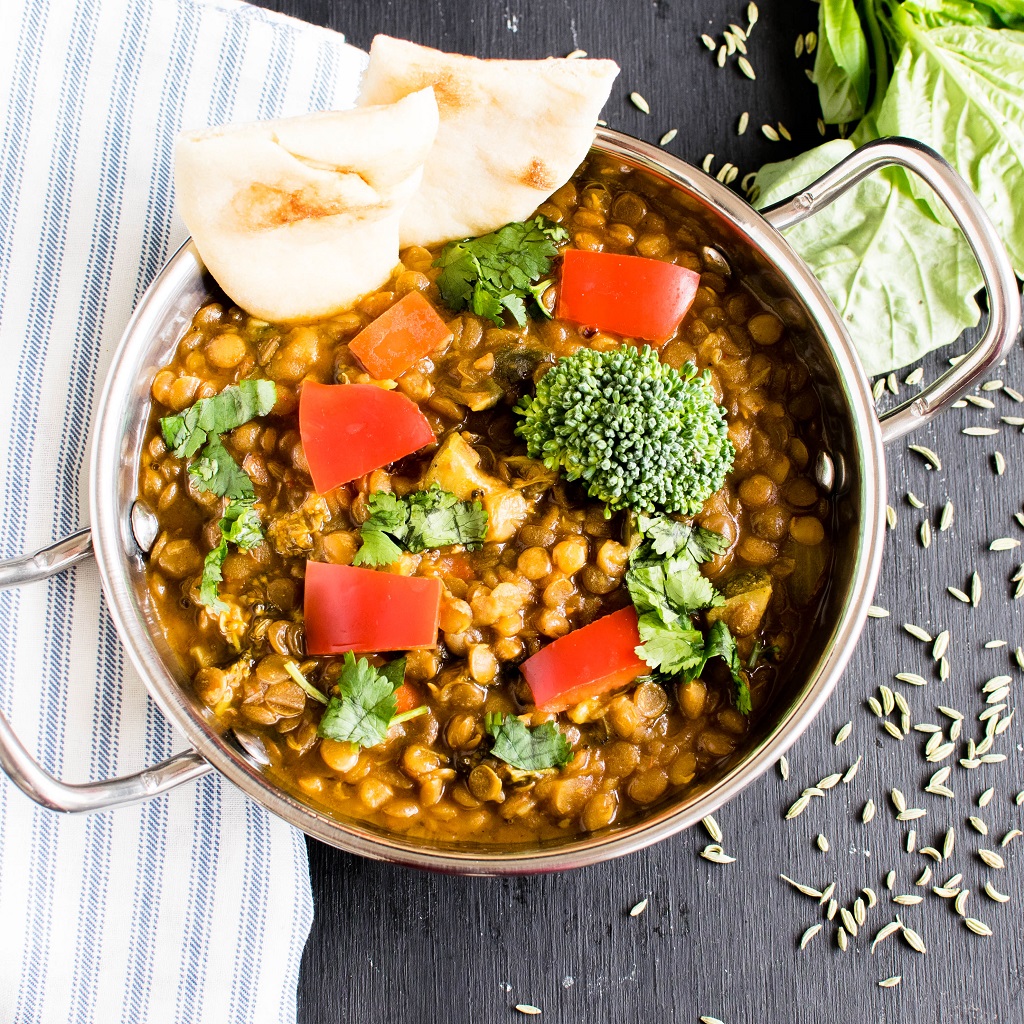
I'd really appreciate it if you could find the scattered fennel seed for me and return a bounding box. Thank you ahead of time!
[887,372,899,395]
[761,123,779,141]
[779,874,823,899]
[817,773,842,790]
[854,898,866,926]
[964,917,993,937]
[778,755,790,781]
[724,31,737,56]
[840,907,857,936]
[737,111,748,135]
[873,378,886,401]
[819,882,836,905]
[747,2,758,29]
[702,153,715,173]
[984,640,1006,649]
[700,1017,725,1024]
[805,30,817,52]
[700,844,736,864]
[566,48,588,58]
[883,721,904,740]
[1003,416,1024,426]
[886,505,897,529]
[948,586,970,604]
[868,696,883,717]
[994,451,1006,475]
[1004,385,1024,402]
[920,521,932,548]
[834,722,852,745]
[878,976,901,989]
[786,795,810,819]
[984,882,1009,903]
[932,630,950,659]
[871,921,900,951]
[978,787,995,807]
[702,815,722,843]
[904,623,932,643]
[990,537,1020,550]
[907,492,924,509]
[826,899,838,920]
[837,927,848,951]
[891,788,907,813]
[902,925,927,954]
[952,399,968,408]
[896,672,927,687]
[898,808,927,822]
[862,799,876,823]
[937,706,963,721]
[880,685,895,714]
[905,367,924,386]
[740,171,757,192]
[1000,829,1022,847]
[799,923,822,949]
[629,92,650,114]
[978,849,1005,869]
[939,502,954,531]
[700,33,716,50]
[842,757,861,783]
[893,894,922,906]
[658,128,678,146]
[795,34,804,58]
[738,56,755,78]
[817,117,825,135]
[962,426,999,436]
[908,444,941,470]
[964,394,996,409]
[867,605,889,618]
[885,871,896,891]
[943,828,955,859]
[515,1005,542,1016]
[955,890,971,917]
[729,22,747,41]
[933,886,959,898]
[816,834,829,852]
[777,122,792,141]
[629,898,648,917]
[914,866,932,886]
[982,378,1003,390]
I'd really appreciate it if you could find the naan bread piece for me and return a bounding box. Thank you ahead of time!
[357,37,619,248]
[174,88,439,323]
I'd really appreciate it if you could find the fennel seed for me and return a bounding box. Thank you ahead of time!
[629,898,648,917]
[629,92,650,114]
[738,56,756,79]
[658,129,678,146]
[737,111,749,135]
[799,923,822,949]
[761,123,779,141]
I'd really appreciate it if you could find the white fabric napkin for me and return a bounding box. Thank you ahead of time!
[0,2,365,1021]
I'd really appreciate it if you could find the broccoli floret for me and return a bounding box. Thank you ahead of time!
[514,345,734,515]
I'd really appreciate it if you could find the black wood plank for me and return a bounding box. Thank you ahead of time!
[247,2,1024,1020]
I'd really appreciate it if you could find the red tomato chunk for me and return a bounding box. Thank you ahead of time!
[304,561,442,654]
[298,380,434,494]
[556,249,700,343]
[521,605,648,712]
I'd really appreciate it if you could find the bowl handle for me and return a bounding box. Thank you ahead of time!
[761,136,1022,445]
[0,528,212,813]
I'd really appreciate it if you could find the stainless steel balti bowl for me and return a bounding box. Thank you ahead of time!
[0,132,1018,874]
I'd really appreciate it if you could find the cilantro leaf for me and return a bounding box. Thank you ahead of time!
[635,611,705,675]
[160,379,276,458]
[198,498,263,611]
[434,216,568,327]
[485,712,572,772]
[316,652,408,748]
[701,620,752,715]
[663,556,722,613]
[353,486,488,565]
[189,435,254,500]
[635,514,730,563]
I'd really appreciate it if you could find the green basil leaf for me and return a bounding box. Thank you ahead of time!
[815,0,871,124]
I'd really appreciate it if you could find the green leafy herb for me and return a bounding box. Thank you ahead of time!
[189,434,254,500]
[434,216,568,328]
[814,0,872,124]
[352,486,488,567]
[160,379,276,458]
[695,620,752,715]
[752,0,1024,374]
[485,712,573,772]
[199,498,263,611]
[316,652,416,748]
[623,515,751,713]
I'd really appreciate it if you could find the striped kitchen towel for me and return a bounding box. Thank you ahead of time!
[0,2,365,1022]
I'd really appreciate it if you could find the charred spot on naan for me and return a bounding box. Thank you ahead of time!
[518,158,558,191]
[232,182,352,231]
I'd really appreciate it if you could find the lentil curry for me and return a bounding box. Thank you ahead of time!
[141,153,832,844]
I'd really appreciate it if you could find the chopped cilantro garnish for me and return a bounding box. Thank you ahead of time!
[485,712,572,772]
[160,379,276,458]
[626,514,751,714]
[698,620,751,715]
[352,486,488,567]
[189,434,254,500]
[316,653,420,748]
[199,497,263,611]
[434,216,568,328]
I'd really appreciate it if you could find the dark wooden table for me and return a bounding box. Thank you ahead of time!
[252,2,1024,1020]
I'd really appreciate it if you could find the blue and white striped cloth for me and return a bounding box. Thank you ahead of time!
[0,2,365,1021]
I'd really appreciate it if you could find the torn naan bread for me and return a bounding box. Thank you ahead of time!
[357,37,619,248]
[174,88,439,323]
